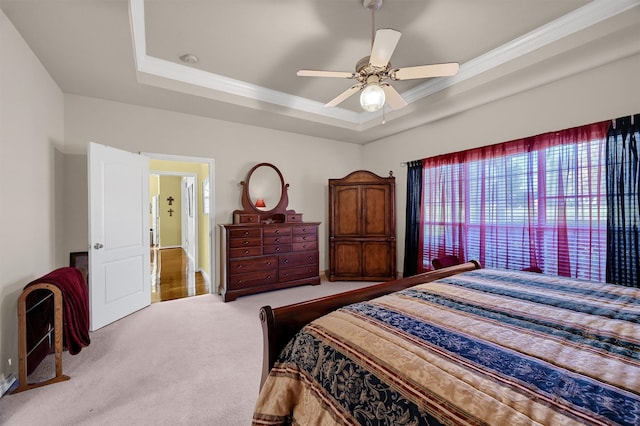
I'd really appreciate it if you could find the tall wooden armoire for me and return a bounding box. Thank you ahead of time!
[328,170,396,281]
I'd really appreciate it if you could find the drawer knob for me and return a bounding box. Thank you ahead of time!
[307,256,312,261]
[243,241,249,245]
[266,261,272,266]
[244,231,249,235]
[275,238,280,243]
[275,247,281,252]
[243,250,249,254]
[283,259,289,264]
[236,265,242,269]
[275,230,280,234]
[302,236,307,240]
[266,275,271,279]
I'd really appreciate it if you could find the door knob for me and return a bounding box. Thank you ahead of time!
[94,243,104,249]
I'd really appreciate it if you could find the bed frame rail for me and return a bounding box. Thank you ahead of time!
[259,260,481,388]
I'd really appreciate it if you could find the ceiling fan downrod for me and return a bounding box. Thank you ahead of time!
[363,0,383,49]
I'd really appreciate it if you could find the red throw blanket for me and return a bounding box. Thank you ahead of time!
[26,267,91,356]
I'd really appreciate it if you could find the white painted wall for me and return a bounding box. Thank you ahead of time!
[364,53,640,270]
[0,9,64,383]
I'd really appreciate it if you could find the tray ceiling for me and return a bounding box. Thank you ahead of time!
[1,0,639,144]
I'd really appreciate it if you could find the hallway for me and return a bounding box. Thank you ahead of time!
[150,247,209,303]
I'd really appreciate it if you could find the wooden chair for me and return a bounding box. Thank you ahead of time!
[432,255,460,270]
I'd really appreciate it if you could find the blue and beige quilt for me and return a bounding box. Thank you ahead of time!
[253,269,640,425]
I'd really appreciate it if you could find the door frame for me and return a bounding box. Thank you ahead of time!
[144,152,215,292]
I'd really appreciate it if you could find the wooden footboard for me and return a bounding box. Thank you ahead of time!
[259,260,481,388]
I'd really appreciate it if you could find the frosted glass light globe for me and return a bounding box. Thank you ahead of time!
[360,83,385,112]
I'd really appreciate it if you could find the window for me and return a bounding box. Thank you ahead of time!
[420,122,609,281]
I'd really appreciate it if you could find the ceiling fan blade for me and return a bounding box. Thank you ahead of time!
[325,84,362,108]
[297,70,355,79]
[392,62,459,80]
[369,29,401,68]
[381,84,408,110]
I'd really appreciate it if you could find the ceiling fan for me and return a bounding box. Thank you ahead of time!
[297,0,459,112]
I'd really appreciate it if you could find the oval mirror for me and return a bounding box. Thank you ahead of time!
[247,164,283,212]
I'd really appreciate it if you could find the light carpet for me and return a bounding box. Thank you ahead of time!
[0,280,378,425]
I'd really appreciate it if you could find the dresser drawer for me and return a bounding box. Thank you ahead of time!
[263,226,291,237]
[263,244,292,255]
[279,264,319,282]
[229,228,261,239]
[229,246,262,258]
[293,234,316,244]
[264,235,291,245]
[229,256,277,274]
[293,242,317,252]
[279,251,319,267]
[228,270,278,290]
[234,214,260,224]
[229,237,261,249]
[286,213,303,222]
[292,225,317,236]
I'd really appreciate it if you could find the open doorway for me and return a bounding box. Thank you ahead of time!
[146,153,215,303]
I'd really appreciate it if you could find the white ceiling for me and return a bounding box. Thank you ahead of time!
[2,0,639,144]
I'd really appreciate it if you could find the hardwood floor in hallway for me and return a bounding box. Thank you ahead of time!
[151,247,209,303]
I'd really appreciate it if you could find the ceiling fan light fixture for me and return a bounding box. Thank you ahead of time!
[360,81,385,112]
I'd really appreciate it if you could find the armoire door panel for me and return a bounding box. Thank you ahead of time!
[334,242,362,276]
[363,186,390,236]
[334,187,360,236]
[362,242,394,277]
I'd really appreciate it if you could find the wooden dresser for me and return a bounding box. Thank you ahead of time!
[220,163,320,302]
[328,170,396,281]
[221,222,320,302]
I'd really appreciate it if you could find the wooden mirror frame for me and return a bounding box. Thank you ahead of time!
[233,163,300,224]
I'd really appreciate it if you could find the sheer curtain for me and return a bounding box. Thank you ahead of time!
[420,121,609,280]
[403,160,423,276]
[606,114,640,287]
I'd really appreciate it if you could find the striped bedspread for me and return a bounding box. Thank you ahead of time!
[252,269,640,425]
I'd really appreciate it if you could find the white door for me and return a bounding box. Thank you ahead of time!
[88,142,150,331]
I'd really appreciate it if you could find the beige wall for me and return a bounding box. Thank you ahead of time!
[0,9,64,384]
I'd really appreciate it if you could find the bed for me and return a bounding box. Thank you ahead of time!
[253,262,640,425]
